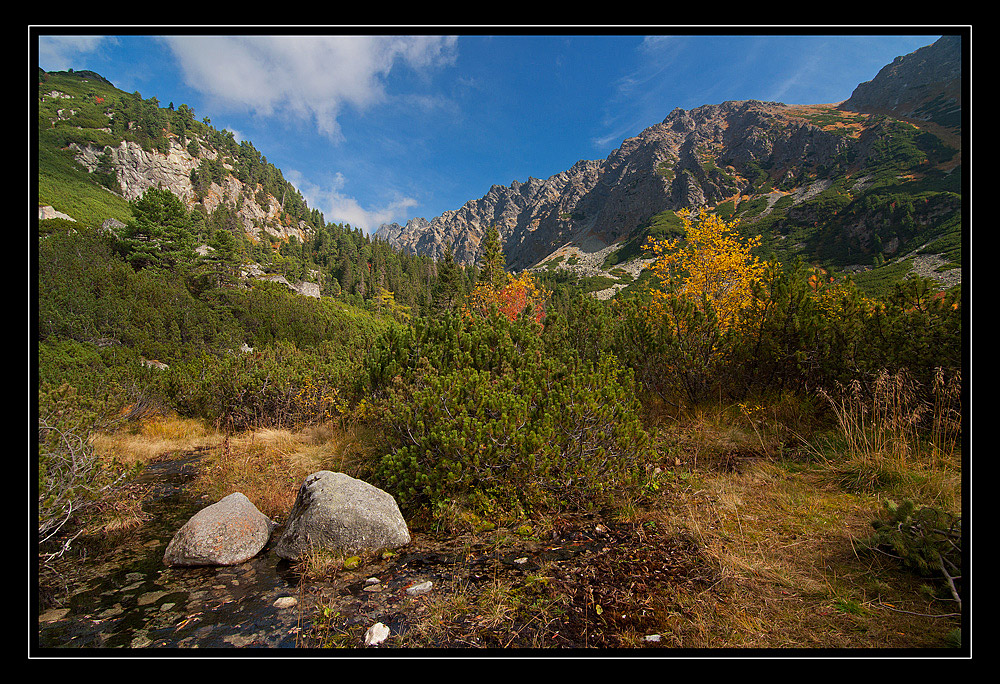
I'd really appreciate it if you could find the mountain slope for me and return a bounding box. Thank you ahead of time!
[37,67,316,244]
[376,35,964,295]
[36,68,442,310]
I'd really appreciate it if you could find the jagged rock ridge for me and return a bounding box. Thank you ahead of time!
[376,35,963,275]
[377,99,856,270]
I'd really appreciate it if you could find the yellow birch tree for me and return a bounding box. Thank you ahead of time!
[645,207,767,331]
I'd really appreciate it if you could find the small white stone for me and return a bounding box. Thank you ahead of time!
[364,622,390,646]
[273,596,298,609]
[406,580,433,596]
[644,634,662,642]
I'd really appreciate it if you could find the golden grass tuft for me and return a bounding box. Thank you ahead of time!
[89,415,222,466]
[190,422,380,521]
[818,368,963,510]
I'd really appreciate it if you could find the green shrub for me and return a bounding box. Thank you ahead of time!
[165,339,363,430]
[365,311,650,518]
[615,258,962,410]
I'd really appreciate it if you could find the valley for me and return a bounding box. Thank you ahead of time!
[34,33,967,655]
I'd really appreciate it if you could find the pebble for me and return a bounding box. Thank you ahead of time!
[364,622,390,646]
[38,608,70,623]
[273,596,297,609]
[137,590,168,606]
[406,580,433,596]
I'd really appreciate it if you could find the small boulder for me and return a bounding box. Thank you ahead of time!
[275,471,410,561]
[163,493,275,567]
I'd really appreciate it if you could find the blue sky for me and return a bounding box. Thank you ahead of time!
[35,30,944,234]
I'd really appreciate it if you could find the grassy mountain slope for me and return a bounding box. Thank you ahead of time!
[570,103,963,300]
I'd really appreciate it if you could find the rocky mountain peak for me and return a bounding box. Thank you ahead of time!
[375,32,962,280]
[839,35,962,129]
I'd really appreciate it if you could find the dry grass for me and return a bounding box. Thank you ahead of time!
[89,414,223,467]
[78,416,223,542]
[88,416,382,526]
[818,368,963,513]
[624,391,964,650]
[189,422,381,521]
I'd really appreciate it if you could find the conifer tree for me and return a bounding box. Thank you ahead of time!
[118,187,196,270]
[479,226,506,291]
[433,242,463,313]
[203,228,243,286]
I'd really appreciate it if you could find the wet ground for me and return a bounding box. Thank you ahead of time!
[36,451,308,650]
[34,450,719,652]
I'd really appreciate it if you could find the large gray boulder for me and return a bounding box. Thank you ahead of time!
[163,492,275,567]
[275,471,410,561]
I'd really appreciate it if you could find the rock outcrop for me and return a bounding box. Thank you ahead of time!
[275,471,411,561]
[376,100,854,270]
[163,492,275,567]
[69,137,310,245]
[38,206,76,222]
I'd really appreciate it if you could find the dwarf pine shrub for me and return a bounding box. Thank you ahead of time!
[867,499,963,607]
[365,310,650,517]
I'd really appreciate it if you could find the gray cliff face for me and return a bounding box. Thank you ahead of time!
[376,99,854,269]
[71,136,309,245]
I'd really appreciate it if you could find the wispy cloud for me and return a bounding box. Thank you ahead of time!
[37,35,114,70]
[594,35,689,149]
[286,169,417,234]
[766,51,825,104]
[162,35,458,141]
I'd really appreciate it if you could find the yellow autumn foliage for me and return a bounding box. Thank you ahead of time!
[644,208,767,330]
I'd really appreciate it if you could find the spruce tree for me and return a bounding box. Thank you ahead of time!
[433,242,463,313]
[479,226,506,291]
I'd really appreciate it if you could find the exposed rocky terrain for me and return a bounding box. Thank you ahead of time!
[69,137,310,245]
[377,99,857,270]
[839,34,962,128]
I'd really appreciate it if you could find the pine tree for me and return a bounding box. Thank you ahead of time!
[433,242,463,313]
[204,228,242,286]
[118,187,196,270]
[479,226,506,291]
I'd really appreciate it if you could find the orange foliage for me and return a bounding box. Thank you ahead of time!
[462,271,548,324]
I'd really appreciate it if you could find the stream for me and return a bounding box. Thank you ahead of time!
[36,451,307,650]
[35,450,638,651]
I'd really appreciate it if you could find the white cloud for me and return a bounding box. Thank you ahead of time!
[37,35,113,71]
[592,35,687,150]
[286,169,417,234]
[163,35,457,141]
